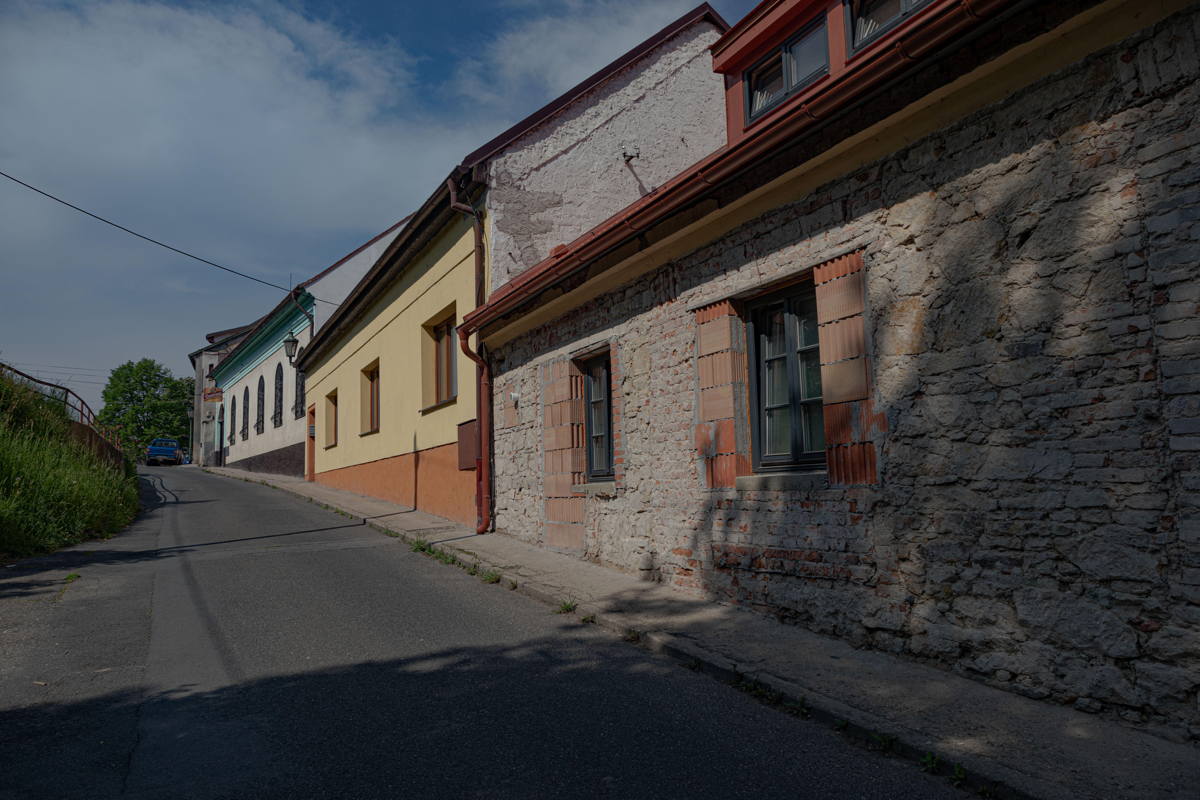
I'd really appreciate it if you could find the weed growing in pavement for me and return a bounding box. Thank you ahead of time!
[506,579,518,590]
[580,614,596,624]
[466,562,479,576]
[410,538,429,553]
[622,629,641,643]
[63,573,80,583]
[920,752,939,773]
[834,719,848,732]
[555,600,577,614]
[481,570,501,584]
[781,696,810,719]
[868,732,897,753]
[951,764,967,788]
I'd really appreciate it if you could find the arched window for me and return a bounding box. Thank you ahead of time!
[241,387,249,439]
[255,376,265,434]
[229,397,237,445]
[273,363,284,427]
[294,369,306,419]
[218,404,225,448]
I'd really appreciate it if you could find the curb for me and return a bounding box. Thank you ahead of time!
[204,467,1045,800]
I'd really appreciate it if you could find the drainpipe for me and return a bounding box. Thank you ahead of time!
[447,176,492,534]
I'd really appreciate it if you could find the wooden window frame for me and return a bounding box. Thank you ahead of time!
[746,281,826,473]
[294,370,306,420]
[324,391,338,448]
[361,361,380,435]
[744,15,829,122]
[582,354,614,481]
[433,318,457,407]
[228,397,236,445]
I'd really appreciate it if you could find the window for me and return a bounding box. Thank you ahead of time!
[583,355,613,481]
[273,363,284,427]
[746,18,828,120]
[240,387,249,440]
[747,283,825,471]
[361,360,380,434]
[294,370,306,419]
[850,0,929,48]
[255,376,265,434]
[434,318,456,405]
[229,397,236,445]
[324,390,338,447]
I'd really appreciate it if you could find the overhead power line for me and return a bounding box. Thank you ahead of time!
[0,168,337,305]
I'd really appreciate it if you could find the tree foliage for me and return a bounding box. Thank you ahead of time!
[97,359,193,458]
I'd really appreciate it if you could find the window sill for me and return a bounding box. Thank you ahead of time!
[420,396,457,415]
[359,428,380,437]
[572,481,617,497]
[735,471,827,491]
[323,443,338,450]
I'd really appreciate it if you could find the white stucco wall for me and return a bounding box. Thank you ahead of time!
[485,20,727,289]
[215,323,312,464]
[311,222,407,332]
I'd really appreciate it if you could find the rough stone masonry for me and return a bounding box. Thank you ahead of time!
[490,7,1200,741]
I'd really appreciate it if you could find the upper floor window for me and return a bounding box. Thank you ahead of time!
[746,18,827,120]
[850,0,929,48]
[747,283,825,471]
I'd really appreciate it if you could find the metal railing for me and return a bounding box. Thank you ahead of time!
[0,361,123,452]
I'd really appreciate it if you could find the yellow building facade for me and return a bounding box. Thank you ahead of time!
[302,216,482,526]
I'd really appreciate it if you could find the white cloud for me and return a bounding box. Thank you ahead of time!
[0,0,729,409]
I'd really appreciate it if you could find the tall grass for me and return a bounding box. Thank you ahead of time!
[0,373,138,557]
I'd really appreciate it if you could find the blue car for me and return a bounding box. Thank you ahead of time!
[146,438,182,466]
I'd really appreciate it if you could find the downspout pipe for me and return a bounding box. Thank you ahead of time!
[447,177,492,535]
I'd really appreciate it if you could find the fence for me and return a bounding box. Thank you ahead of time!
[0,361,124,454]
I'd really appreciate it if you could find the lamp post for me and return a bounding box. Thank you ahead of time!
[283,334,300,365]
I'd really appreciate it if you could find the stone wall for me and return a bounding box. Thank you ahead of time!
[489,8,1200,741]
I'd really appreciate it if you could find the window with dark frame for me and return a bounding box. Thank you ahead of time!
[325,391,338,447]
[747,282,825,472]
[294,370,305,419]
[745,17,828,120]
[850,0,929,48]
[433,318,457,405]
[255,376,265,434]
[273,363,284,427]
[228,398,235,445]
[583,355,613,481]
[241,387,249,440]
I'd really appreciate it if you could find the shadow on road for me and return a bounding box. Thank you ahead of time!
[0,630,961,800]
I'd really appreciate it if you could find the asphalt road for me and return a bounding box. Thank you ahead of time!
[1,466,965,800]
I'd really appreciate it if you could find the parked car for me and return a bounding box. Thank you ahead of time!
[146,438,183,466]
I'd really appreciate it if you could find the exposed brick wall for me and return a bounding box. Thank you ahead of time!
[693,301,749,488]
[489,9,1200,740]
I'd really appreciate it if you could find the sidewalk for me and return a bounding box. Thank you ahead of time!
[204,466,1196,800]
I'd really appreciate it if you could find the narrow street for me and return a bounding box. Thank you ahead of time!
[1,467,962,800]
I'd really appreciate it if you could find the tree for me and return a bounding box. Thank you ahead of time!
[97,359,193,459]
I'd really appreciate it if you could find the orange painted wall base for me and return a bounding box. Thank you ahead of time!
[314,442,476,527]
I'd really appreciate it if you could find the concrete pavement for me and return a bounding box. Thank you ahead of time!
[1,466,968,799]
[202,466,1199,800]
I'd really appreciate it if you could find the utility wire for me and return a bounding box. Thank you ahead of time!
[0,169,338,305]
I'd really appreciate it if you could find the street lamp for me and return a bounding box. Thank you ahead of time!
[283,334,300,365]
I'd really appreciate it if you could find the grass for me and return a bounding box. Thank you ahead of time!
[481,570,501,584]
[555,599,577,614]
[0,373,137,558]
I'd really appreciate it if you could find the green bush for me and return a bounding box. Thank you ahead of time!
[0,374,138,557]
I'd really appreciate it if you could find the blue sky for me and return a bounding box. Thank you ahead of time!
[0,0,756,410]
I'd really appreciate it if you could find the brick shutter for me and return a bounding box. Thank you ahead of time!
[542,359,585,550]
[814,252,885,485]
[694,301,750,488]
